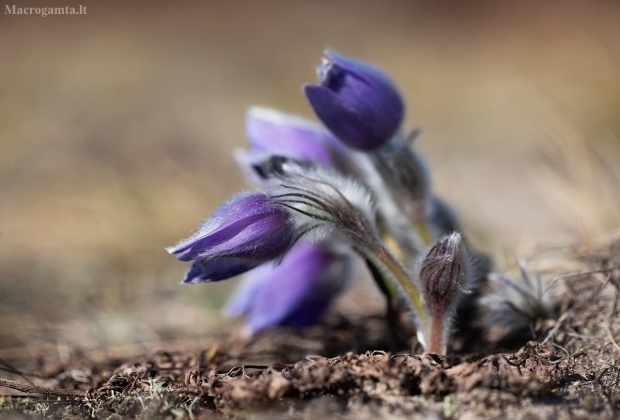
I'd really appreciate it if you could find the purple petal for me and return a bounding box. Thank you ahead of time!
[167,192,295,282]
[304,51,404,151]
[224,242,352,334]
[246,107,336,165]
[169,193,274,253]
[276,292,334,328]
[182,258,261,283]
[174,212,291,261]
[222,262,276,315]
[323,50,399,95]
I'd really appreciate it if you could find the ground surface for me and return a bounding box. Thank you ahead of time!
[2,1,620,419]
[1,239,619,419]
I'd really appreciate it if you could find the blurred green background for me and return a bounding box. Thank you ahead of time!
[1,0,619,356]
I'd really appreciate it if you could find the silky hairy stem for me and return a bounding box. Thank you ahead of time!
[363,241,429,348]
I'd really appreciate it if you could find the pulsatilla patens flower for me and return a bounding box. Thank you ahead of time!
[168,50,493,353]
[241,107,349,172]
[304,50,405,151]
[224,242,352,334]
[166,192,295,283]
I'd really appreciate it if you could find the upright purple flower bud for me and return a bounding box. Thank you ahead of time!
[303,50,404,151]
[167,192,295,283]
[419,233,467,354]
[224,242,352,335]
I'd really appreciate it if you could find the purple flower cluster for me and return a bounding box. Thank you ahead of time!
[168,50,488,353]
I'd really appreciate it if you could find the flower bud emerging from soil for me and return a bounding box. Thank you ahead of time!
[419,232,467,353]
[421,233,466,314]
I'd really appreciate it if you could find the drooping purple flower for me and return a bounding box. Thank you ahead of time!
[224,242,352,334]
[304,50,405,151]
[167,192,295,283]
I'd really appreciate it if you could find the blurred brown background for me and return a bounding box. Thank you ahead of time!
[1,0,619,355]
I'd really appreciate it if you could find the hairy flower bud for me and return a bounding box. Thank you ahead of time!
[420,233,466,317]
[304,50,404,151]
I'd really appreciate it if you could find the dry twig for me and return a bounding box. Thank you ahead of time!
[0,378,88,398]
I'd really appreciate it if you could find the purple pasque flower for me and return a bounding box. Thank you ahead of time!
[245,107,348,167]
[304,50,405,151]
[224,241,352,334]
[167,192,295,283]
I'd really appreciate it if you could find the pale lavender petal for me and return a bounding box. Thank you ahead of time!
[246,107,336,165]
[222,263,274,316]
[224,242,352,334]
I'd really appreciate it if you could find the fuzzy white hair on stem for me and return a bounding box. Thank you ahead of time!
[267,159,378,247]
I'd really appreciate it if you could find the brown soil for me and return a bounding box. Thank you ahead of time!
[1,239,619,419]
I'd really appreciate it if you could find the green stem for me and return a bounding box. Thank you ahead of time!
[413,220,432,247]
[364,258,413,349]
[366,242,428,336]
